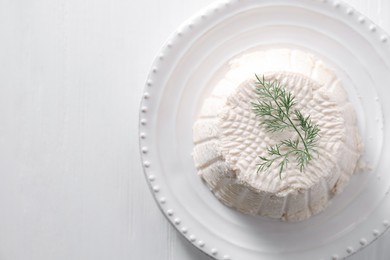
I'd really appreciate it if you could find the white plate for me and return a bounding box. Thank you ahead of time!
[139,0,390,259]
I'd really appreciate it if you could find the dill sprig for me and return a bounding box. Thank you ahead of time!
[252,75,320,179]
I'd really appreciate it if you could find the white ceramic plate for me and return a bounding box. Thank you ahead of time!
[139,0,390,259]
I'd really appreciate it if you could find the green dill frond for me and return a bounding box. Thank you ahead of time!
[252,74,320,178]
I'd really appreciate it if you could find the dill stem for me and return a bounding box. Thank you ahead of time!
[254,74,320,175]
[264,86,310,159]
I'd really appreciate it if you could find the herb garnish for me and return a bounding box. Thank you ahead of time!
[252,75,320,178]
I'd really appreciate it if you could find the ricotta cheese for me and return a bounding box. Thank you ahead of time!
[192,49,362,221]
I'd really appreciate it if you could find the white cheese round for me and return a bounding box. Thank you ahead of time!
[192,49,362,222]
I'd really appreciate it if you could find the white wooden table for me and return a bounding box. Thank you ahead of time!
[0,0,389,259]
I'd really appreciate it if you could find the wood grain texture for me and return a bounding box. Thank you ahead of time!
[0,0,388,259]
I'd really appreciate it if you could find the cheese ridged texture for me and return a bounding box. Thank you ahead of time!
[192,49,362,221]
